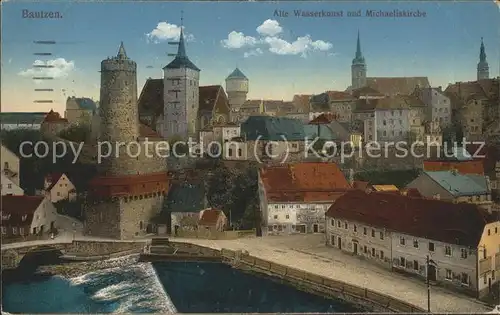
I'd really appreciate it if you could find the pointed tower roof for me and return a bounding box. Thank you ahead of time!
[163,15,200,71]
[226,68,248,80]
[479,37,487,63]
[352,31,365,65]
[117,41,128,59]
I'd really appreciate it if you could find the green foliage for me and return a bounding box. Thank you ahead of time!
[0,129,97,194]
[54,199,84,221]
[205,163,260,229]
[167,135,189,155]
[58,124,91,142]
[354,169,420,188]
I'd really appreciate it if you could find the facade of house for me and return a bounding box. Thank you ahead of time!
[1,174,24,196]
[326,190,499,297]
[65,96,97,126]
[1,144,20,186]
[414,87,452,130]
[406,170,492,211]
[43,173,77,203]
[1,195,59,238]
[198,208,227,232]
[258,162,351,235]
[40,109,69,136]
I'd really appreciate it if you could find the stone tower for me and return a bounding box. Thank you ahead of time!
[477,37,489,80]
[99,42,139,176]
[225,68,249,116]
[351,31,367,90]
[163,18,200,139]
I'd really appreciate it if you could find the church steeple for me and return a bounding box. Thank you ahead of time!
[477,37,489,80]
[176,13,187,58]
[117,41,127,59]
[163,11,200,71]
[351,31,367,90]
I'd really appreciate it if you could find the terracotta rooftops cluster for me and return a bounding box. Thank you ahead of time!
[326,190,495,247]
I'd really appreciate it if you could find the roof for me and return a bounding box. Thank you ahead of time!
[226,68,248,80]
[292,94,311,112]
[424,171,490,196]
[199,85,229,113]
[198,208,224,226]
[303,124,339,141]
[351,86,385,98]
[1,195,45,226]
[163,181,205,213]
[309,113,337,124]
[371,185,399,192]
[260,162,350,200]
[355,95,411,111]
[445,78,499,102]
[326,91,356,101]
[366,77,430,96]
[326,190,494,247]
[423,160,484,175]
[68,97,97,110]
[241,116,306,141]
[138,78,163,117]
[45,173,64,191]
[352,180,369,190]
[400,188,423,198]
[0,112,48,125]
[43,110,68,123]
[163,30,200,71]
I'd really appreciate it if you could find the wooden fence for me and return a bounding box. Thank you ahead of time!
[220,248,425,313]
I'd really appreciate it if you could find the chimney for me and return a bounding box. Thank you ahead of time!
[433,193,440,200]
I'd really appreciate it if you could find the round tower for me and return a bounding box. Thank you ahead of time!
[99,42,139,176]
[225,68,249,112]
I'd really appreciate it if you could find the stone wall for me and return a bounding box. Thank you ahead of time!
[120,194,164,239]
[84,199,121,238]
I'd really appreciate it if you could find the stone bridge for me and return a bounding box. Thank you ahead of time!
[1,240,147,270]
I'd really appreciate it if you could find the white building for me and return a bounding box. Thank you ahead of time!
[42,173,77,203]
[162,27,200,138]
[1,174,24,196]
[326,189,500,298]
[258,162,351,235]
[225,68,249,121]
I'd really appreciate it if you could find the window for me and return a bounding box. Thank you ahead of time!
[445,269,452,280]
[428,242,435,252]
[344,222,348,229]
[413,240,419,248]
[400,236,406,245]
[273,215,278,219]
[22,214,27,221]
[371,229,375,237]
[488,229,491,236]
[493,270,496,280]
[380,250,384,260]
[1,226,5,234]
[12,227,18,235]
[330,219,334,226]
[363,227,367,235]
[337,221,341,228]
[274,205,278,209]
[484,275,487,284]
[139,221,143,230]
[445,245,452,256]
[496,227,498,234]
[413,260,419,270]
[363,246,367,254]
[330,235,335,246]
[353,225,357,232]
[400,257,406,267]
[7,183,12,189]
[371,248,375,256]
[4,162,9,169]
[285,215,289,219]
[461,273,469,285]
[483,248,487,259]
[19,227,24,235]
[460,248,468,259]
[57,192,60,196]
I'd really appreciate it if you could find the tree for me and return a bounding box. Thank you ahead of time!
[58,124,91,142]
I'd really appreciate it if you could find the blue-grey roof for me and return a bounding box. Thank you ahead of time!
[163,181,205,213]
[163,30,200,71]
[74,98,97,110]
[445,146,473,161]
[226,68,248,80]
[241,116,306,141]
[303,124,339,141]
[425,171,489,196]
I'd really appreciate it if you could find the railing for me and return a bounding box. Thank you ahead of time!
[479,256,492,274]
[220,248,425,313]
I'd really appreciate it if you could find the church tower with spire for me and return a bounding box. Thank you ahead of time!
[351,31,367,90]
[477,37,489,80]
[163,13,200,139]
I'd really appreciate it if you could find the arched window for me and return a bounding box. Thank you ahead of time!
[4,162,9,170]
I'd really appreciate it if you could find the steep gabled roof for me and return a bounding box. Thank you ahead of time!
[1,195,45,226]
[326,190,493,247]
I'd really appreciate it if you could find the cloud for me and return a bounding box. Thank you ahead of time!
[146,22,194,43]
[244,48,263,58]
[264,35,333,57]
[221,31,258,49]
[18,58,75,79]
[256,19,283,37]
[221,19,332,57]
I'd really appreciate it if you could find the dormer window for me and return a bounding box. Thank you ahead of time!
[1,213,11,220]
[4,162,9,170]
[22,214,28,221]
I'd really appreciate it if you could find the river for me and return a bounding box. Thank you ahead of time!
[2,256,362,313]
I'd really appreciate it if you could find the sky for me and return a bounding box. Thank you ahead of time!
[2,0,500,114]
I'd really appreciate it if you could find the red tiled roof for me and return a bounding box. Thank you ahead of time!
[309,113,338,124]
[326,190,493,247]
[43,110,68,123]
[1,195,45,226]
[351,86,384,98]
[267,191,346,202]
[198,208,224,226]
[260,162,351,202]
[423,160,485,175]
